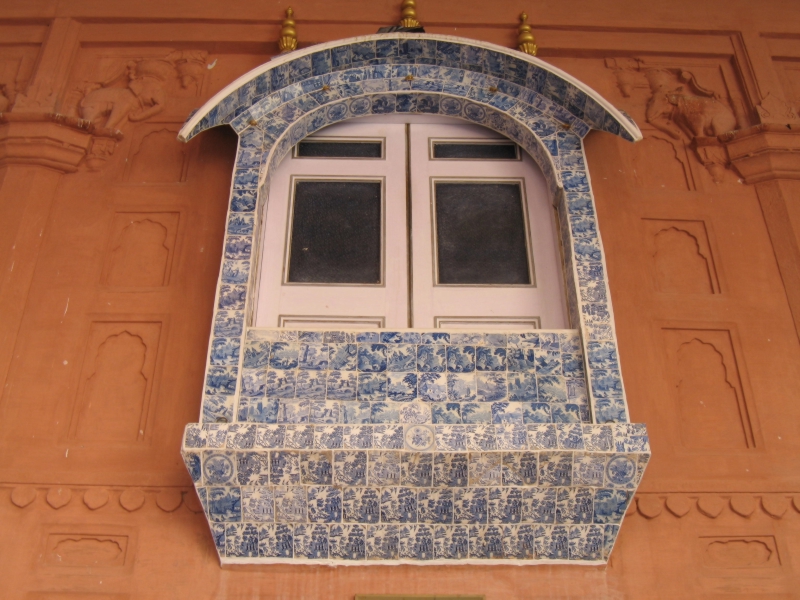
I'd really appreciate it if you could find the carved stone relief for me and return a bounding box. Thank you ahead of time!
[702,536,779,568]
[606,58,746,184]
[44,534,128,567]
[103,212,180,287]
[644,219,720,294]
[70,321,162,442]
[662,329,755,450]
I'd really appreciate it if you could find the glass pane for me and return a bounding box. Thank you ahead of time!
[432,142,518,160]
[434,182,531,285]
[288,180,382,284]
[296,140,383,158]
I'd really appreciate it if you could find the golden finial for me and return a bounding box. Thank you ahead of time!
[399,0,421,28]
[278,7,298,53]
[517,12,538,56]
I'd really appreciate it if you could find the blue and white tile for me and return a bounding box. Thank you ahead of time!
[433,452,468,487]
[453,487,488,525]
[539,452,573,487]
[342,401,372,425]
[387,372,417,401]
[435,425,467,452]
[418,372,446,402]
[447,373,476,402]
[503,524,535,559]
[447,346,476,372]
[469,524,504,559]
[465,424,496,451]
[343,487,380,523]
[418,488,454,524]
[556,488,593,524]
[284,424,314,449]
[477,372,507,402]
[258,523,294,558]
[494,423,527,450]
[404,424,435,451]
[357,343,387,372]
[327,370,357,400]
[278,399,309,424]
[242,486,274,522]
[333,450,367,486]
[328,343,357,370]
[208,486,242,522]
[434,523,468,558]
[313,424,343,448]
[342,425,372,449]
[469,452,501,486]
[399,401,432,425]
[329,524,366,560]
[461,402,493,424]
[372,424,404,449]
[357,372,387,400]
[432,402,461,424]
[402,452,432,486]
[307,486,342,523]
[294,523,329,559]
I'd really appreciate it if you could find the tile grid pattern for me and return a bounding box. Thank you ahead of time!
[180,34,648,564]
[182,421,649,563]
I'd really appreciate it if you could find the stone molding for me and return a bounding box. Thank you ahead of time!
[630,492,800,520]
[5,485,201,513]
[724,123,800,184]
[0,115,93,173]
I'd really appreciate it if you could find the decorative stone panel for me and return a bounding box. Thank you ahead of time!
[178,34,649,564]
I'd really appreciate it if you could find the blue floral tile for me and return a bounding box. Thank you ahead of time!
[556,488,593,524]
[404,424,435,451]
[258,523,293,558]
[494,423,527,450]
[399,401,432,424]
[605,454,639,489]
[313,423,343,447]
[269,450,300,485]
[255,425,285,449]
[342,425,372,449]
[447,346,476,372]
[416,344,446,372]
[380,487,417,523]
[333,450,367,486]
[203,450,236,485]
[372,424,404,449]
[242,486,274,522]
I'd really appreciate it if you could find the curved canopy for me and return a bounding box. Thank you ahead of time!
[179,33,641,144]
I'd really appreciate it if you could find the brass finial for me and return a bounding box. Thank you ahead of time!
[278,7,298,53]
[399,0,421,28]
[517,12,538,56]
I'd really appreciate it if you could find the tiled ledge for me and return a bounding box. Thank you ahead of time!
[181,422,649,564]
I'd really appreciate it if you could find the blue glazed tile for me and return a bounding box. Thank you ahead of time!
[573,453,607,487]
[556,423,585,450]
[203,450,236,485]
[476,347,506,371]
[298,343,329,370]
[488,487,523,524]
[269,342,299,369]
[254,424,285,448]
[279,399,309,424]
[225,523,259,557]
[434,523,468,559]
[503,524,535,559]
[221,260,249,284]
[218,284,246,311]
[334,450,367,485]
[469,524,504,559]
[477,373,507,402]
[295,370,327,400]
[535,524,568,559]
[358,343,387,372]
[387,372,417,400]
[329,523,366,560]
[534,349,562,375]
[387,344,416,371]
[402,452,432,486]
[208,486,241,522]
[314,424,343,448]
[357,372,387,400]
[527,424,557,450]
[418,488,454,524]
[524,488,556,524]
[366,524,399,560]
[399,524,434,560]
[309,400,340,425]
[569,524,603,561]
[605,454,638,488]
[396,93,416,112]
[552,403,582,423]
[433,452,468,487]
[447,346,475,372]
[266,369,296,399]
[587,341,619,370]
[210,337,240,365]
[343,487,380,523]
[418,372,446,402]
[539,452,573,486]
[556,488,593,524]
[494,423,527,450]
[538,375,567,402]
[311,50,332,76]
[348,96,371,116]
[371,401,401,424]
[258,523,293,558]
[503,451,537,485]
[593,488,629,524]
[461,402,493,424]
[203,395,234,424]
[326,101,348,122]
[269,450,300,485]
[376,39,398,58]
[492,402,523,424]
[465,424,496,451]
[421,332,449,344]
[380,487,417,523]
[342,403,372,426]
[330,45,351,69]
[327,370,357,400]
[372,424,404,449]
[307,486,342,523]
[562,354,586,378]
[469,453,501,486]
[206,366,238,396]
[522,402,551,423]
[446,373,476,402]
[214,311,244,339]
[370,94,396,114]
[324,331,355,344]
[274,485,307,523]
[242,486,274,522]
[417,345,446,372]
[454,487,488,524]
[432,402,461,424]
[508,372,538,401]
[507,348,536,372]
[293,523,328,559]
[589,369,623,398]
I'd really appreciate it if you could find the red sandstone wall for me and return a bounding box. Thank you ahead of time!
[1,0,800,597]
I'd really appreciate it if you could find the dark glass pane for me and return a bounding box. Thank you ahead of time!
[296,140,383,158]
[432,142,518,160]
[288,180,382,284]
[434,182,531,285]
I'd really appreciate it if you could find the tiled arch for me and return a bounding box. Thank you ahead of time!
[179,34,650,565]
